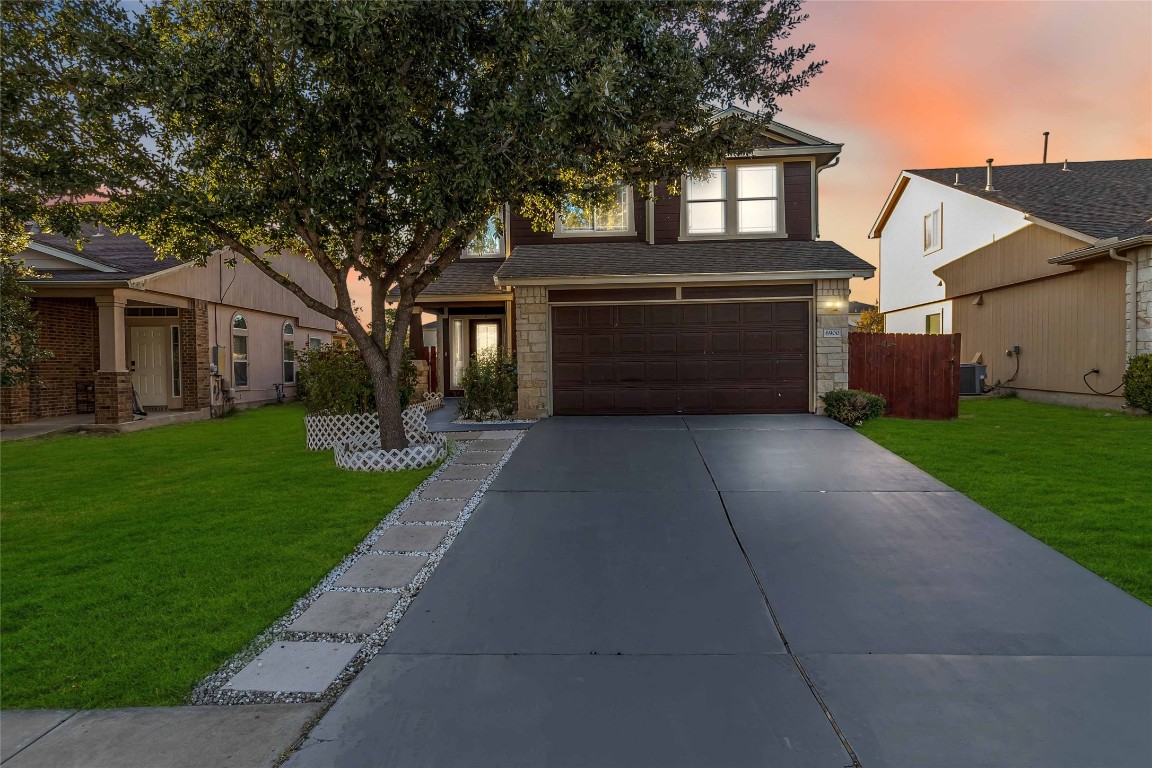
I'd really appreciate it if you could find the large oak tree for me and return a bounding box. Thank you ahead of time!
[5,0,823,447]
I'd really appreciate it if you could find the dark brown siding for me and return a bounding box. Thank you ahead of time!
[507,189,647,249]
[783,161,812,240]
[652,183,681,244]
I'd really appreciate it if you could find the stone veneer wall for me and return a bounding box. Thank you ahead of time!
[514,285,549,418]
[814,278,852,413]
[1130,246,1151,356]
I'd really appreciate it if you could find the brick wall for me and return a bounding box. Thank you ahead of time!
[180,300,211,410]
[1,384,31,424]
[514,285,549,418]
[815,278,851,412]
[95,370,133,425]
[29,298,100,418]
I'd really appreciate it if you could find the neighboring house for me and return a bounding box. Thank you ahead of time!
[407,111,876,417]
[848,300,876,327]
[871,159,1151,407]
[1,227,337,427]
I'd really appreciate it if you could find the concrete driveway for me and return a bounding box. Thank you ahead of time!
[287,415,1152,768]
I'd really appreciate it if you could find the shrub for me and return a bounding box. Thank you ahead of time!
[297,343,420,415]
[459,349,517,421]
[820,388,887,426]
[1123,354,1152,412]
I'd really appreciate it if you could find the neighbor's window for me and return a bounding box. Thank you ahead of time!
[464,213,504,257]
[925,312,942,335]
[308,336,322,350]
[557,187,631,235]
[924,206,942,254]
[685,168,726,235]
[282,320,295,384]
[736,165,779,234]
[232,313,249,387]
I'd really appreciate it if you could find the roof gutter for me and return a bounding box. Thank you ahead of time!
[1048,234,1152,264]
[495,268,874,288]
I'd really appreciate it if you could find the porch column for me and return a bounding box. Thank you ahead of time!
[94,295,133,424]
[408,306,425,356]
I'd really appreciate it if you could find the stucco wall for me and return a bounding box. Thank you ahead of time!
[878,174,1029,331]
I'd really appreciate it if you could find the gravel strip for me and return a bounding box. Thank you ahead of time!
[188,431,526,706]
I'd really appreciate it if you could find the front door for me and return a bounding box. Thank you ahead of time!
[448,317,503,394]
[130,326,168,408]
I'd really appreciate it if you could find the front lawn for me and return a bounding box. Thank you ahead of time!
[0,404,434,709]
[859,398,1151,605]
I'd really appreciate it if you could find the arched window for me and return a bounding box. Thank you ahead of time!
[283,320,296,384]
[231,314,248,387]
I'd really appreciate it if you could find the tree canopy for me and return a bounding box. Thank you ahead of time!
[3,0,824,445]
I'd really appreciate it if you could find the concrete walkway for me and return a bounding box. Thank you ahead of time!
[285,414,1152,767]
[0,414,92,441]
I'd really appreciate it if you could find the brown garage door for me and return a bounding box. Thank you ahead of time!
[551,301,810,415]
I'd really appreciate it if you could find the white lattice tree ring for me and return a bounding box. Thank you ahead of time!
[421,392,444,412]
[334,431,447,472]
[305,404,435,451]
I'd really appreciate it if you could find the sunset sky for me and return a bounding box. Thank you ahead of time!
[776,0,1152,302]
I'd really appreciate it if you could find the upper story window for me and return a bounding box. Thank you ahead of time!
[464,213,504,257]
[683,162,783,238]
[556,187,632,236]
[923,206,942,254]
[231,314,249,388]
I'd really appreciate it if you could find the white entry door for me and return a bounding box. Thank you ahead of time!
[130,327,168,407]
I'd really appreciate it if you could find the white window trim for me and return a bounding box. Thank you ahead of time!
[553,187,636,238]
[231,313,249,389]
[679,160,788,241]
[170,325,182,399]
[923,204,943,255]
[307,335,323,350]
[282,320,296,385]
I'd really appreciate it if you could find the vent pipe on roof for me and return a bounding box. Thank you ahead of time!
[1042,132,1050,164]
[1062,159,1069,171]
[984,159,996,192]
[954,172,961,186]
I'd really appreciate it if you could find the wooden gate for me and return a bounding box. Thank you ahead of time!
[848,333,960,419]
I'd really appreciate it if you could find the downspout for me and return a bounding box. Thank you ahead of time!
[1110,247,1138,358]
[814,157,840,239]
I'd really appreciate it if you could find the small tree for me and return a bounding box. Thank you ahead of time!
[854,308,885,334]
[0,233,51,386]
[11,0,824,447]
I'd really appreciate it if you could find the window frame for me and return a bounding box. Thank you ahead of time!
[462,207,508,258]
[925,312,943,335]
[923,205,943,255]
[679,160,787,240]
[554,186,636,238]
[282,320,296,385]
[231,313,249,389]
[307,335,323,350]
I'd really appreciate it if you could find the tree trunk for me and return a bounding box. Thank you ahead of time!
[371,358,407,450]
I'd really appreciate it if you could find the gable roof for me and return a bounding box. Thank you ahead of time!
[409,259,508,298]
[495,241,874,285]
[871,159,1152,241]
[22,227,169,283]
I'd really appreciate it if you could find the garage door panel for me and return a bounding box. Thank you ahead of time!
[551,300,810,415]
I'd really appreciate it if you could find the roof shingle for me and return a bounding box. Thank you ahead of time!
[907,159,1152,240]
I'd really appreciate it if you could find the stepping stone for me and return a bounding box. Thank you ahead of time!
[228,642,361,693]
[400,499,468,522]
[470,438,514,451]
[421,480,481,500]
[288,592,400,634]
[454,452,500,465]
[448,431,485,440]
[372,525,450,552]
[336,554,428,588]
[482,430,526,439]
[439,464,492,480]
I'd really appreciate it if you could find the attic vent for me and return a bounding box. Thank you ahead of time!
[953,173,960,186]
[1062,159,1069,171]
[984,159,996,192]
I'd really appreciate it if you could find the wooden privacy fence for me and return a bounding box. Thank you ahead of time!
[848,333,961,420]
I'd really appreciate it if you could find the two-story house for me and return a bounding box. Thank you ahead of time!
[870,159,1151,408]
[408,112,875,418]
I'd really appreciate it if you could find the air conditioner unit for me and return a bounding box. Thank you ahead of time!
[959,363,986,395]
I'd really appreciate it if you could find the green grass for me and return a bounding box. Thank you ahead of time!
[858,398,1152,605]
[1,404,434,709]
